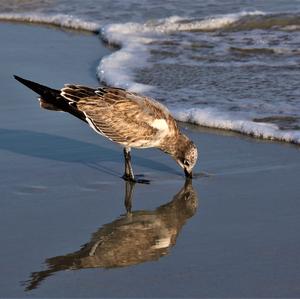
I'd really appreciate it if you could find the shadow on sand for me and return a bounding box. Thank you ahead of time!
[0,128,180,177]
[24,179,198,291]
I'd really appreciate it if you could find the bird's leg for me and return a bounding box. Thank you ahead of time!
[122,148,150,184]
[124,180,135,213]
[122,147,135,181]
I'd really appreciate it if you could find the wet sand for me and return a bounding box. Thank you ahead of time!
[0,23,300,298]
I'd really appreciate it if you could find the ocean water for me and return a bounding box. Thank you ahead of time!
[1,0,300,143]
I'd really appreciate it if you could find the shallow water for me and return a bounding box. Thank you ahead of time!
[0,0,299,143]
[0,23,300,297]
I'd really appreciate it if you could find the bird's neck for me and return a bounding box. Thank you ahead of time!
[159,133,189,158]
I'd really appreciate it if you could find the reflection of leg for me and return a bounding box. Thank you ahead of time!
[122,147,135,181]
[184,177,193,190]
[124,180,135,213]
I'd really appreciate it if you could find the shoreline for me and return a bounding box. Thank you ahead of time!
[0,22,300,298]
[1,16,300,145]
[183,121,300,150]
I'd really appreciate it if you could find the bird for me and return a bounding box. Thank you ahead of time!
[14,75,198,182]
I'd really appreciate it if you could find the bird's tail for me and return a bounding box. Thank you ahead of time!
[14,75,87,122]
[14,75,60,99]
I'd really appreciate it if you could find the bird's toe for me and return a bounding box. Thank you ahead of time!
[122,174,150,184]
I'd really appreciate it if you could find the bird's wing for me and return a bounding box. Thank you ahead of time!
[61,85,174,145]
[60,84,96,102]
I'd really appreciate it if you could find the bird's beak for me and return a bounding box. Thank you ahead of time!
[184,168,193,179]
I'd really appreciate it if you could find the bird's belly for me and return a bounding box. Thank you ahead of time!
[129,128,171,148]
[126,129,170,148]
[124,139,158,149]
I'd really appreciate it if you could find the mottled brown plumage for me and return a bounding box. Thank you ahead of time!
[14,76,198,181]
[62,85,177,148]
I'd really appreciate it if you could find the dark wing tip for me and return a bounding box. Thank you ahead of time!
[14,75,26,84]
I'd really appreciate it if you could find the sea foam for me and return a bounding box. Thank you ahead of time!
[0,12,100,32]
[99,23,154,93]
[173,107,300,144]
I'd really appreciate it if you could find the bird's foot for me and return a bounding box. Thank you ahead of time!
[122,174,150,184]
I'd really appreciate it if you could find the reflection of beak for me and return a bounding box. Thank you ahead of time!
[184,168,193,179]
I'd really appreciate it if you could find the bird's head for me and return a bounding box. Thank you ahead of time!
[174,135,198,178]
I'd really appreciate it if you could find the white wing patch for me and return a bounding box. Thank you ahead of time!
[145,118,169,147]
[152,236,172,249]
[151,119,168,131]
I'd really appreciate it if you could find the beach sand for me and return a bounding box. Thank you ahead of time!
[0,23,300,297]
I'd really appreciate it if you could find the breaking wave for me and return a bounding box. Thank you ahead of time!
[173,108,300,144]
[1,10,300,144]
[0,12,100,32]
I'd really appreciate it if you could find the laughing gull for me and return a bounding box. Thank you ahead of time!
[14,75,198,182]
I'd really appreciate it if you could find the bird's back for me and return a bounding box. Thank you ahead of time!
[62,85,179,148]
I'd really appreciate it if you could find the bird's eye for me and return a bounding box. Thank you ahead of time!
[183,160,190,167]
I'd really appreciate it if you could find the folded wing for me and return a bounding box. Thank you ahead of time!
[61,86,173,147]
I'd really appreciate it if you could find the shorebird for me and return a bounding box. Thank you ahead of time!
[14,75,198,182]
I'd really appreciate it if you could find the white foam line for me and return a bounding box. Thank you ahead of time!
[0,12,100,32]
[97,11,265,93]
[149,11,265,33]
[172,107,300,144]
[98,23,154,93]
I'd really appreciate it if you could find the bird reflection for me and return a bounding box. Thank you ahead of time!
[25,179,198,291]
